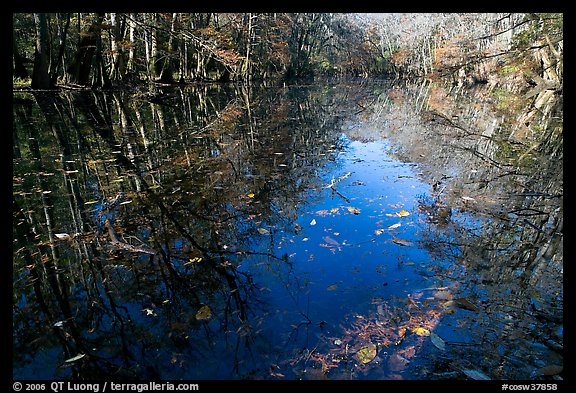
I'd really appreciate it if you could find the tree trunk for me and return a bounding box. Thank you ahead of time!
[67,13,104,86]
[31,13,52,89]
[13,34,29,79]
[50,13,71,86]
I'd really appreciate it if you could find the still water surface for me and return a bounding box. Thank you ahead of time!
[12,80,563,380]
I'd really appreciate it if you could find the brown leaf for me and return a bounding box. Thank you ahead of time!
[535,364,563,376]
[392,238,413,246]
[453,297,480,312]
[195,305,212,320]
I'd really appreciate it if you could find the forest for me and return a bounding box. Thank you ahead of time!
[13,13,563,89]
[12,12,563,382]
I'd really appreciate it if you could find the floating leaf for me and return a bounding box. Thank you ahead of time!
[411,327,430,336]
[322,236,340,247]
[355,343,377,364]
[462,368,491,380]
[334,339,342,346]
[430,332,446,351]
[534,364,563,376]
[310,219,317,226]
[396,209,410,217]
[247,193,255,198]
[387,223,401,230]
[393,238,413,246]
[184,256,203,265]
[453,297,480,312]
[330,207,340,213]
[143,308,156,316]
[374,229,384,236]
[347,206,361,215]
[257,227,270,235]
[65,353,86,363]
[326,284,338,291]
[195,305,212,321]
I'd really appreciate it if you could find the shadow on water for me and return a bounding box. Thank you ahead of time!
[12,79,562,380]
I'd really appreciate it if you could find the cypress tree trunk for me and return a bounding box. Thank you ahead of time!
[66,13,104,86]
[31,13,52,89]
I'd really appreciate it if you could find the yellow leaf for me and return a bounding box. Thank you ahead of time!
[355,343,377,364]
[347,206,361,215]
[247,193,255,198]
[396,209,410,217]
[257,227,270,235]
[374,229,384,235]
[330,207,340,213]
[411,327,430,336]
[184,257,203,265]
[310,219,317,226]
[326,284,338,291]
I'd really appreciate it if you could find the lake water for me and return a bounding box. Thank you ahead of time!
[12,79,563,380]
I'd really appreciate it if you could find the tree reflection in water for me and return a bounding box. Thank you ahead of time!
[13,80,562,380]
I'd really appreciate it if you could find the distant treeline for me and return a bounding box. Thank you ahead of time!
[12,13,562,89]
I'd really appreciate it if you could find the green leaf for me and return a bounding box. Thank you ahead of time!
[355,343,377,364]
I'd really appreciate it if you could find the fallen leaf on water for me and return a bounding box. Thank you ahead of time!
[430,332,446,351]
[184,256,203,265]
[347,206,361,215]
[326,284,338,291]
[462,368,491,380]
[388,223,401,230]
[330,207,340,213]
[453,297,480,312]
[195,305,212,321]
[64,353,86,363]
[310,219,317,226]
[374,229,384,235]
[323,236,340,247]
[396,209,410,217]
[534,364,563,376]
[355,343,377,364]
[411,327,430,336]
[392,238,413,246]
[247,193,255,198]
[257,227,270,235]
